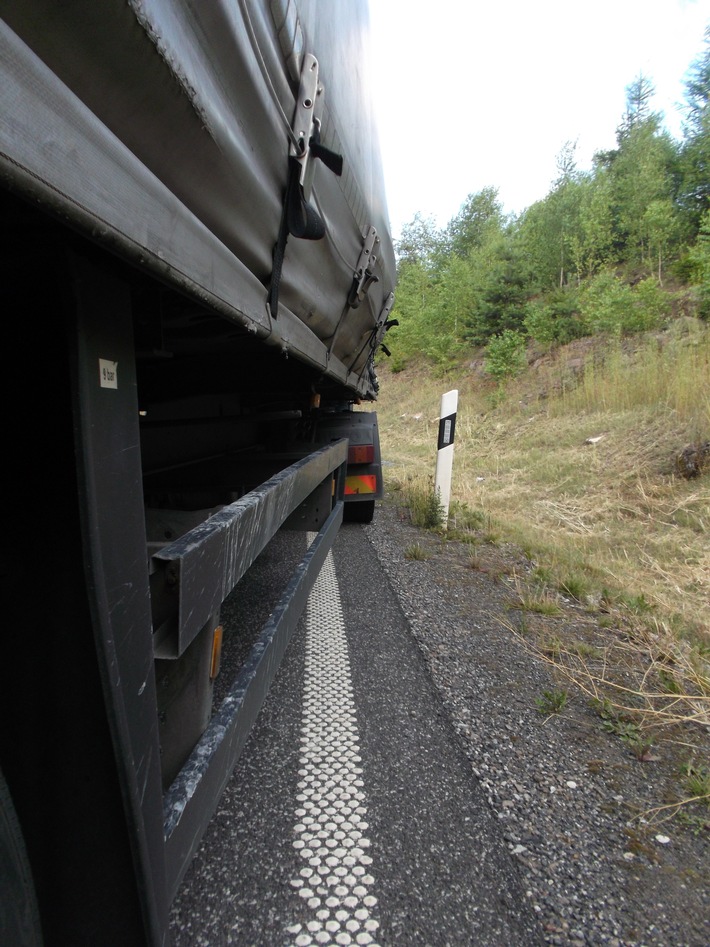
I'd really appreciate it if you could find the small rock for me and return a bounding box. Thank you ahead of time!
[655,834,671,845]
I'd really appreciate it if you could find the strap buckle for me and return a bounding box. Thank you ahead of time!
[348,226,380,309]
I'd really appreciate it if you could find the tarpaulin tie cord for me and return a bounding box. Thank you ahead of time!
[268,129,343,318]
[346,317,398,373]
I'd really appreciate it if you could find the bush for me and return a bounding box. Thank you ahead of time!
[401,478,445,529]
[581,272,636,336]
[630,278,670,331]
[484,329,527,381]
[524,288,585,347]
[388,353,407,373]
[524,301,557,348]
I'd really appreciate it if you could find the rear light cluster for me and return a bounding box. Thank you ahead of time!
[347,443,375,465]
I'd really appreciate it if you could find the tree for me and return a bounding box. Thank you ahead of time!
[518,172,585,289]
[464,235,534,344]
[432,254,478,351]
[518,199,559,287]
[610,119,678,265]
[386,256,434,369]
[687,208,710,317]
[576,171,615,276]
[642,198,679,284]
[555,139,579,184]
[683,26,710,136]
[444,188,505,259]
[395,213,443,270]
[679,27,710,231]
[616,75,659,143]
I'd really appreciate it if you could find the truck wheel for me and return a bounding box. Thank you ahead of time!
[344,500,375,524]
[0,769,43,946]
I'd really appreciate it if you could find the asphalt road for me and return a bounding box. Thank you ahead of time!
[170,523,541,946]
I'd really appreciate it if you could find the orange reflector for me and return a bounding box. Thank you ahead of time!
[345,474,377,495]
[348,444,375,465]
[210,625,223,680]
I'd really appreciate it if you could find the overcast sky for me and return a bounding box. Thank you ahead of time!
[369,0,709,238]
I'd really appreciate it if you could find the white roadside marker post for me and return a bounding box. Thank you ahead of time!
[434,389,458,528]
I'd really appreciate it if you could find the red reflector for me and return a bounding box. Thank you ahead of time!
[345,474,377,495]
[348,444,375,465]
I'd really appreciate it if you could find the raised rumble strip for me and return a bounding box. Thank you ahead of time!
[286,542,381,947]
[169,523,542,946]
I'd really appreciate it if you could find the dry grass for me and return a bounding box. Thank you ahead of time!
[503,617,710,732]
[495,607,710,821]
[376,325,710,649]
[376,327,710,823]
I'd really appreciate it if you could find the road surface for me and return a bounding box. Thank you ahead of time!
[170,522,541,946]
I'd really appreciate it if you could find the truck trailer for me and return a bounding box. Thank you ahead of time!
[0,2,396,943]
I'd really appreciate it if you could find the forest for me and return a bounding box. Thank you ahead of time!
[387,28,710,378]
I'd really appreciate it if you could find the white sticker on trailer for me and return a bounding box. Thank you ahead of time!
[99,359,118,389]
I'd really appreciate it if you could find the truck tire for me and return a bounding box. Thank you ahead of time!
[0,769,43,946]
[344,499,375,524]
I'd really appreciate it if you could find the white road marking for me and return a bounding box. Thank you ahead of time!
[286,544,381,947]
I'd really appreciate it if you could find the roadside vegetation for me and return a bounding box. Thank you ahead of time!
[377,331,709,649]
[387,36,710,377]
[377,340,709,822]
[375,37,710,822]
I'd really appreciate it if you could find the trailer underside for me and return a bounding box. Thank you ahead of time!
[0,189,362,945]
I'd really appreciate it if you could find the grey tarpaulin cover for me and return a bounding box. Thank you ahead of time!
[0,0,395,398]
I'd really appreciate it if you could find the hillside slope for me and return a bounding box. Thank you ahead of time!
[375,321,710,646]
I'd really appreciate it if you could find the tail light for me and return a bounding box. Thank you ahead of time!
[348,443,375,465]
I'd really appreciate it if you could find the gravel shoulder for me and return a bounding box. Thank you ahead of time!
[364,497,709,947]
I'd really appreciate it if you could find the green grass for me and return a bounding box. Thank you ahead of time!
[517,591,563,617]
[404,543,429,561]
[536,689,568,714]
[396,476,445,530]
[559,576,589,601]
[682,761,710,805]
[569,641,602,659]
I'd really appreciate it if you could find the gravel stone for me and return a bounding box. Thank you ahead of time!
[364,499,709,947]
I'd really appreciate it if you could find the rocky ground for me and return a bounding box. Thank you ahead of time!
[364,497,709,947]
